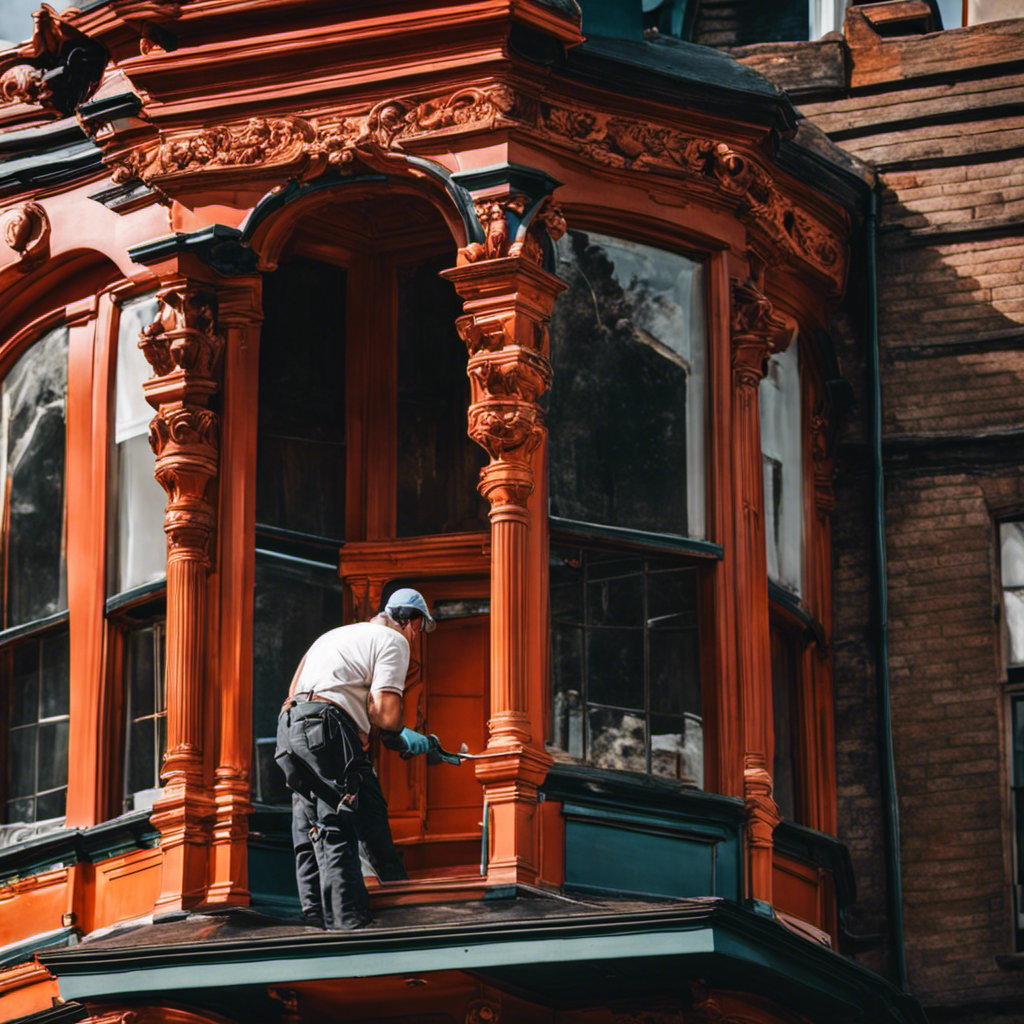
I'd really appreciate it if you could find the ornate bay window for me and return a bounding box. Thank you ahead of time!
[546,229,709,785]
[1,326,70,825]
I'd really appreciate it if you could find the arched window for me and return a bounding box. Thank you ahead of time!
[1,326,70,824]
[546,230,708,784]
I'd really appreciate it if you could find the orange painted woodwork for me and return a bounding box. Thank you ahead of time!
[0,963,60,1022]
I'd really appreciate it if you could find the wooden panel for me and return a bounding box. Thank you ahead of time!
[772,853,822,929]
[89,847,162,932]
[0,870,68,945]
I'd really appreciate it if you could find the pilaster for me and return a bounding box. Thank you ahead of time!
[441,186,566,888]
[139,280,222,912]
[730,278,791,902]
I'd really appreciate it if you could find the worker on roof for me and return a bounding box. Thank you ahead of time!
[275,588,444,929]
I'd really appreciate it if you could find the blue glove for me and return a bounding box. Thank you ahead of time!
[400,728,431,756]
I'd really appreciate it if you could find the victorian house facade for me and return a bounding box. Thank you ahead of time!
[0,1,962,1023]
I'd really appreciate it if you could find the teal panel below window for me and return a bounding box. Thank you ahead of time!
[564,816,738,901]
[248,835,300,917]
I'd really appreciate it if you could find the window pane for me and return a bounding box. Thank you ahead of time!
[8,725,36,798]
[127,717,156,796]
[771,626,797,822]
[115,434,167,594]
[39,630,69,719]
[1003,523,1024,588]
[257,258,346,538]
[253,554,345,803]
[760,340,802,595]
[651,713,703,785]
[551,546,584,623]
[37,720,69,791]
[586,565,643,627]
[647,567,698,627]
[586,628,644,709]
[551,624,584,757]
[649,629,700,718]
[396,253,488,537]
[588,707,646,773]
[11,642,38,727]
[1,327,68,627]
[127,625,157,719]
[1007,590,1024,670]
[254,740,290,806]
[35,788,66,821]
[6,797,33,823]
[548,231,706,539]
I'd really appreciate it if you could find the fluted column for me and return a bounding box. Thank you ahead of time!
[441,194,566,886]
[731,279,791,902]
[140,281,222,913]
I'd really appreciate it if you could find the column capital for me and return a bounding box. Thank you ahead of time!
[730,279,793,391]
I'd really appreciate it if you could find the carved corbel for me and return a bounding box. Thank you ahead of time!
[461,194,566,266]
[0,202,50,271]
[0,5,107,115]
[730,280,793,395]
[743,751,780,903]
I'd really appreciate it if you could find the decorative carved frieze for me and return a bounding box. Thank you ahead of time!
[0,201,50,271]
[0,5,107,115]
[109,84,521,187]
[536,101,844,292]
[730,279,792,393]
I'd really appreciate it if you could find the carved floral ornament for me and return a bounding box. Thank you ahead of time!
[101,81,840,288]
[0,201,50,271]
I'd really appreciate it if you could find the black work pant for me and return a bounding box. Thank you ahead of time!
[277,701,407,929]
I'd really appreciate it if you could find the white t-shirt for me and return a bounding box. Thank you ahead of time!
[294,622,410,735]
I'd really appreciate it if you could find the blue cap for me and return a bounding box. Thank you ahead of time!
[384,588,436,633]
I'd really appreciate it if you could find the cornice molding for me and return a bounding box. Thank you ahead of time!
[89,80,845,292]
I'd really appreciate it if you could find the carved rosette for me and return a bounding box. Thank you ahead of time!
[0,201,50,271]
[743,751,780,851]
[730,280,792,396]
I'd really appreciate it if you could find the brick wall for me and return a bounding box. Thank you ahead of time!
[732,9,1024,1014]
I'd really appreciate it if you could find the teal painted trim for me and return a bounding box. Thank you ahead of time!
[560,801,732,841]
[0,811,157,884]
[0,926,75,967]
[105,579,166,614]
[549,516,724,560]
[0,609,69,647]
[867,186,908,992]
[54,928,717,998]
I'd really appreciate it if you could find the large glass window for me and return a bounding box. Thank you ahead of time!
[0,326,70,824]
[771,622,799,822]
[122,614,166,810]
[1011,696,1024,949]
[110,293,165,597]
[550,544,702,784]
[396,253,488,537]
[760,339,803,596]
[1001,521,1024,674]
[548,230,706,541]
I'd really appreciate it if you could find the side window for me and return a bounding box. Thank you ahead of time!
[1,326,71,824]
[547,231,708,785]
[761,339,802,597]
[771,621,799,822]
[107,294,169,812]
[252,256,348,806]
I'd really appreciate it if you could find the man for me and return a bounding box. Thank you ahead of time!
[275,588,442,930]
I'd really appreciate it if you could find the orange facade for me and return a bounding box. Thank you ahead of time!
[0,3,920,1024]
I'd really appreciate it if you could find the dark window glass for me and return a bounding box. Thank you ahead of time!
[1,327,68,629]
[257,257,347,539]
[771,624,798,822]
[396,253,488,537]
[1013,696,1024,949]
[122,620,166,809]
[252,553,346,805]
[548,231,706,540]
[5,627,70,823]
[549,544,702,783]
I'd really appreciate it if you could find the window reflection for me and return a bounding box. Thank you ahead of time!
[111,293,166,596]
[549,544,702,785]
[1,326,68,628]
[123,620,167,810]
[760,339,802,595]
[5,627,70,823]
[548,231,706,540]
